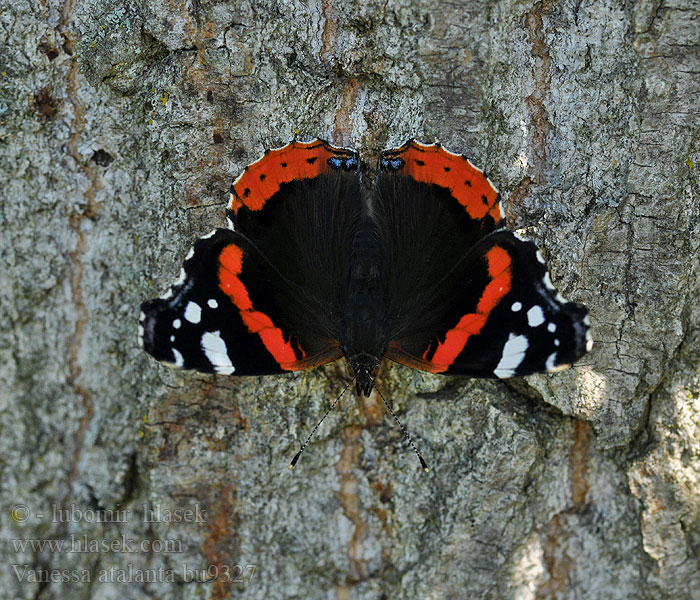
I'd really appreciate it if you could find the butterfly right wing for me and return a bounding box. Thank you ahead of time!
[383,229,592,377]
[373,141,591,378]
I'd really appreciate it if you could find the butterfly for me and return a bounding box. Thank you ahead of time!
[140,139,591,400]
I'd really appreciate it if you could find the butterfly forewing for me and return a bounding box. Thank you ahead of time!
[139,229,344,374]
[383,229,591,377]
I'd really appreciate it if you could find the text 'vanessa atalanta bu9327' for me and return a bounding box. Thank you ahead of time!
[139,139,592,407]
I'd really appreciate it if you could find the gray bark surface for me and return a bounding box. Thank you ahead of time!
[1,0,699,598]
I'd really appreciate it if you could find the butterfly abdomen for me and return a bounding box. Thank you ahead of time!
[341,216,388,364]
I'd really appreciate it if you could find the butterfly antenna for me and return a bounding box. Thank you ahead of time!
[373,380,429,472]
[289,379,353,469]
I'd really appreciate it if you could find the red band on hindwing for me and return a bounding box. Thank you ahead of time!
[423,245,512,372]
[382,141,503,222]
[229,140,356,212]
[218,244,305,369]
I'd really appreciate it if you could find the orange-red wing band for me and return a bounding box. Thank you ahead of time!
[230,140,355,212]
[421,245,512,372]
[218,244,305,370]
[383,141,503,222]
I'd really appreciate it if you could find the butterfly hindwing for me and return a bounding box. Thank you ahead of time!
[229,140,362,340]
[377,140,504,229]
[139,228,344,375]
[229,139,359,217]
[372,141,506,355]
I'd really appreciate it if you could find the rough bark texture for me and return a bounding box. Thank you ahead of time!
[2,0,699,599]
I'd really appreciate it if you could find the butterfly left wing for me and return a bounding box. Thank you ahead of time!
[141,139,362,377]
[373,140,591,378]
[139,228,343,375]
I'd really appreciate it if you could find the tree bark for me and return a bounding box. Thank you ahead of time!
[1,0,699,598]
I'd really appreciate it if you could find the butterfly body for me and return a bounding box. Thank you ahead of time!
[341,216,387,394]
[139,139,592,391]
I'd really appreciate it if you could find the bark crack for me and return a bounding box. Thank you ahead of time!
[336,423,370,592]
[59,10,99,520]
[524,1,555,185]
[335,390,386,594]
[536,419,592,598]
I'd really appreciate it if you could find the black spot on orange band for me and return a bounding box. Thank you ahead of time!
[229,140,358,212]
[381,141,501,221]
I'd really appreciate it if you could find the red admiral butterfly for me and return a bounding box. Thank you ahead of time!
[140,139,591,405]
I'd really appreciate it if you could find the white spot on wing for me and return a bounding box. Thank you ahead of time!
[208,298,218,309]
[441,144,460,157]
[173,318,181,329]
[494,334,529,378]
[162,269,187,299]
[485,175,498,192]
[171,348,184,367]
[464,156,481,174]
[174,269,186,287]
[511,302,522,312]
[496,201,505,220]
[201,229,217,240]
[536,250,545,264]
[184,301,202,324]
[527,305,545,327]
[545,352,558,371]
[201,331,235,375]
[411,140,436,151]
[138,314,146,346]
[543,272,555,291]
[232,168,247,189]
[547,322,557,333]
[185,247,195,260]
[170,335,175,342]
[554,339,560,347]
